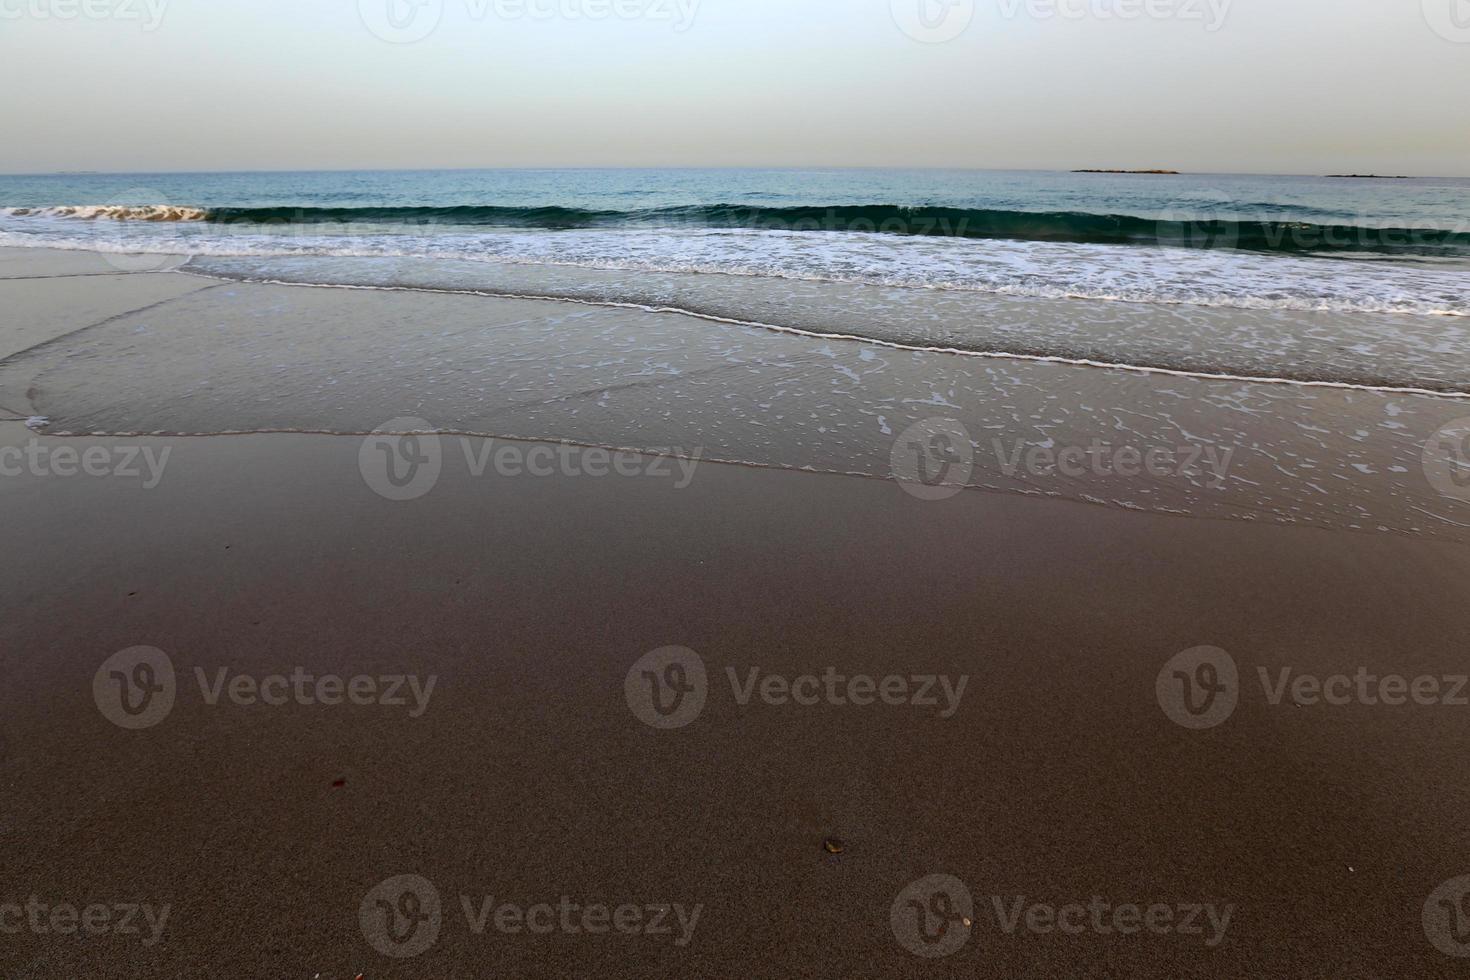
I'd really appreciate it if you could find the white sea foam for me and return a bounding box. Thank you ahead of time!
[1,205,209,221]
[1,210,1466,317]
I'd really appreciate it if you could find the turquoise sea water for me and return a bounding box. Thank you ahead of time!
[0,168,1467,228]
[0,168,1467,319]
[2,168,1469,249]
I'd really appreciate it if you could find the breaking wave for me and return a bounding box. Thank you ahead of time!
[9,203,1470,257]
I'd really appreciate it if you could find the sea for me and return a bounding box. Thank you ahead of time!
[0,167,1467,318]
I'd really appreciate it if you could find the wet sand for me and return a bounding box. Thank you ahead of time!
[3,247,1470,978]
[4,249,1469,540]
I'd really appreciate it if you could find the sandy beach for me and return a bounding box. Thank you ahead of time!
[3,245,1470,977]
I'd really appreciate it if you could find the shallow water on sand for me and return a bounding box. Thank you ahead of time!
[183,254,1470,394]
[5,260,1468,542]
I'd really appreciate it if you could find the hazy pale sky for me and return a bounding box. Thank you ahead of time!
[2,0,1468,175]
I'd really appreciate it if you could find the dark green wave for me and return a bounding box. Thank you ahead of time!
[196,204,1470,257]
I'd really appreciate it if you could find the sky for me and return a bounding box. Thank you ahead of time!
[1,0,1468,176]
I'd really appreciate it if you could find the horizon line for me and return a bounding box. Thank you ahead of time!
[0,165,1463,180]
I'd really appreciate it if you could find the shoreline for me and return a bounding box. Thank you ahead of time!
[8,243,1470,392]
[172,267,1470,398]
[6,246,1470,543]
